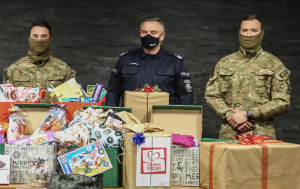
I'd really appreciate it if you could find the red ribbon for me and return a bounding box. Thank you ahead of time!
[135,85,154,93]
[135,85,154,123]
[209,133,281,189]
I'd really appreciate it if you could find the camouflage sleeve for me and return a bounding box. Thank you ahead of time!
[251,66,291,121]
[205,62,233,120]
[3,67,13,84]
[64,66,76,82]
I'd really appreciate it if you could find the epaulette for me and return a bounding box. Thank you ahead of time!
[120,49,138,56]
[166,51,183,60]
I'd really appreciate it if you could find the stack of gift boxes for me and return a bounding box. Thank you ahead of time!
[0,81,300,189]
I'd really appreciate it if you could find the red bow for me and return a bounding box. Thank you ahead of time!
[135,85,154,92]
[234,132,272,145]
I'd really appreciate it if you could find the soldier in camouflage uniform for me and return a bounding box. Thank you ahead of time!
[205,15,291,140]
[3,20,76,102]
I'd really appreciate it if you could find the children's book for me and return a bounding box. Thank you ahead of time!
[57,141,113,177]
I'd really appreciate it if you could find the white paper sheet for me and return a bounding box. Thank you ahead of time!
[136,137,171,186]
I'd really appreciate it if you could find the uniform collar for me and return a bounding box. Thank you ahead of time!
[141,46,164,60]
[238,46,263,59]
[29,55,50,67]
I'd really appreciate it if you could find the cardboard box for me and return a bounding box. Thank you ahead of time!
[171,145,199,186]
[200,142,300,189]
[124,91,169,123]
[0,155,10,184]
[151,105,202,140]
[53,78,83,101]
[103,147,123,188]
[5,143,57,183]
[123,132,172,189]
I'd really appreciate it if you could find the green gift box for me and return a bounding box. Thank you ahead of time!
[103,147,122,188]
[0,143,4,155]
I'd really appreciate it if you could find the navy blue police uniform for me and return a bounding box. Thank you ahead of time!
[106,47,193,107]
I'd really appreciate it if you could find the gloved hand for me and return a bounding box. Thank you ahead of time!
[172,134,195,147]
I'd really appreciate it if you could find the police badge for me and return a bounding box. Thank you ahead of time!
[183,79,192,93]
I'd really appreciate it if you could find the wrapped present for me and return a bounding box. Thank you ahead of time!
[0,88,8,102]
[171,145,199,186]
[32,107,66,135]
[123,126,172,189]
[5,143,57,183]
[200,139,300,189]
[53,78,83,101]
[124,85,169,123]
[7,131,55,145]
[57,140,113,177]
[27,152,52,187]
[87,85,96,97]
[151,105,203,140]
[7,106,31,142]
[0,155,10,184]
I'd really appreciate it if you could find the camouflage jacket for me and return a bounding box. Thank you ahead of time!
[205,48,291,140]
[3,55,76,103]
[3,55,76,89]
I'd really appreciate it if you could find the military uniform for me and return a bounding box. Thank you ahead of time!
[3,55,76,102]
[106,47,193,107]
[205,47,291,140]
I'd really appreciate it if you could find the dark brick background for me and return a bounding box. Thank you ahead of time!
[0,0,299,142]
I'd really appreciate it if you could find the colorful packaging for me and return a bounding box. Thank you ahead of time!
[7,131,55,145]
[3,87,22,102]
[78,84,89,98]
[57,140,113,177]
[53,78,83,101]
[99,88,107,101]
[0,134,4,143]
[46,84,59,101]
[0,88,8,102]
[32,108,66,135]
[0,122,9,134]
[17,88,39,102]
[0,83,14,92]
[0,155,10,184]
[87,85,96,97]
[61,97,95,103]
[7,106,31,142]
[92,83,104,102]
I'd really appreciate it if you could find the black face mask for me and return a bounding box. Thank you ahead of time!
[141,34,160,49]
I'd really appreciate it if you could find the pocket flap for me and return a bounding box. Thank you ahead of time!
[13,75,30,82]
[256,69,274,76]
[219,68,236,76]
[47,72,64,80]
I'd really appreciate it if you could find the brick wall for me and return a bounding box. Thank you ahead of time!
[0,0,299,142]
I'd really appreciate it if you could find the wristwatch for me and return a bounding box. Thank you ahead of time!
[245,109,253,121]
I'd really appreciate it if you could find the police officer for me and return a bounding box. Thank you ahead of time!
[205,15,291,140]
[3,20,76,101]
[106,16,193,106]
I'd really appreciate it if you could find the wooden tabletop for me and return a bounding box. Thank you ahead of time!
[0,184,205,189]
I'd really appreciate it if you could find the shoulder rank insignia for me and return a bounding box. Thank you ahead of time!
[120,52,127,56]
[175,54,183,59]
